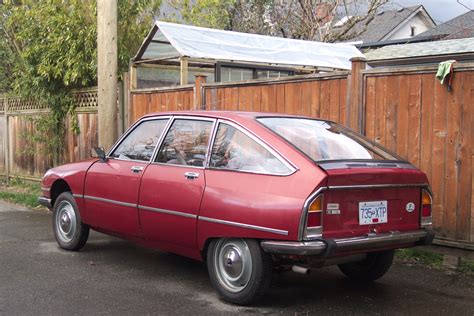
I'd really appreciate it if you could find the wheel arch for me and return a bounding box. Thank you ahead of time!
[50,179,72,207]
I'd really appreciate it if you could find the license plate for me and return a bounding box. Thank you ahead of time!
[359,200,388,225]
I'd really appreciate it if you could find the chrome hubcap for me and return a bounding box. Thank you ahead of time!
[214,239,252,293]
[55,201,77,243]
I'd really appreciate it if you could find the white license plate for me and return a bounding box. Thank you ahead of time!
[359,201,388,225]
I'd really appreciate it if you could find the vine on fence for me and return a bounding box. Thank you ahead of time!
[20,91,79,166]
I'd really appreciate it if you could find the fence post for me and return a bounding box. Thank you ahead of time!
[194,75,207,110]
[4,98,9,184]
[348,57,367,133]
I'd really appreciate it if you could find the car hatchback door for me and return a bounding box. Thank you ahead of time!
[138,117,214,254]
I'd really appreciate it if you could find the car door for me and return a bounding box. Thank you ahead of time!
[138,117,215,251]
[84,118,170,236]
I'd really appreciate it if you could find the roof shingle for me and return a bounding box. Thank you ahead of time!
[416,10,474,40]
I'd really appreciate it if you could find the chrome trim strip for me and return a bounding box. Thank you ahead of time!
[40,187,50,192]
[199,216,288,236]
[150,162,205,170]
[299,187,326,241]
[262,229,431,256]
[327,183,429,190]
[72,194,83,199]
[204,118,219,168]
[138,205,197,219]
[83,195,137,208]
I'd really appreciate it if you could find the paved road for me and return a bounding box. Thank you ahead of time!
[0,201,473,315]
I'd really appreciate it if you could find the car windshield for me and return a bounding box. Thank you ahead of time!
[257,117,402,162]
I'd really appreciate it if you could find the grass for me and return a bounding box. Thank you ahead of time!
[396,247,474,274]
[395,248,444,269]
[0,178,42,209]
[458,258,474,274]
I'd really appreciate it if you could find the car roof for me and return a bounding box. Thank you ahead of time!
[141,111,327,124]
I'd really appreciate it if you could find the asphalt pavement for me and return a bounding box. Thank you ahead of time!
[0,200,473,315]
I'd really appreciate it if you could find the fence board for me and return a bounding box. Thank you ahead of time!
[456,72,473,240]
[431,78,448,235]
[420,74,434,182]
[407,75,421,166]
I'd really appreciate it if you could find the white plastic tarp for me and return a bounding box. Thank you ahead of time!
[139,21,365,70]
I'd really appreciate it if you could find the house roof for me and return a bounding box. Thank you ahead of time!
[365,37,474,61]
[350,5,434,43]
[416,10,474,40]
[133,21,365,70]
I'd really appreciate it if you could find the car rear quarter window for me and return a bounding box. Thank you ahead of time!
[209,123,291,175]
[110,119,169,161]
[257,117,401,162]
[155,119,213,167]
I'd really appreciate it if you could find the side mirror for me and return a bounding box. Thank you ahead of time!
[93,147,108,162]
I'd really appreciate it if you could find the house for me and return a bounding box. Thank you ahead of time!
[351,5,437,50]
[416,10,474,40]
[365,37,474,67]
[131,21,364,89]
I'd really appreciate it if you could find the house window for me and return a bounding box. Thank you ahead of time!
[216,63,294,83]
[410,25,416,37]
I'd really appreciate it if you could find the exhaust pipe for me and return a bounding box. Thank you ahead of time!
[292,265,311,275]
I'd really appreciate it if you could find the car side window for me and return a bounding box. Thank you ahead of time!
[155,119,213,167]
[110,119,168,161]
[210,123,291,175]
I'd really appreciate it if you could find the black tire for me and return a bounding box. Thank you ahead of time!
[52,192,89,251]
[338,250,394,282]
[207,238,272,305]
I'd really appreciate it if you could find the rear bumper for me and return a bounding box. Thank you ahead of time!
[38,197,52,209]
[261,228,435,256]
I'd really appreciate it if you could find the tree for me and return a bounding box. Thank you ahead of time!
[168,0,236,29]
[0,0,160,163]
[221,0,388,42]
[168,0,387,42]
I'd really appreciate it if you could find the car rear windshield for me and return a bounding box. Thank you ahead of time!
[257,117,402,162]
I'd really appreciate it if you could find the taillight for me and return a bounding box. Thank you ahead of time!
[304,194,323,239]
[421,189,432,226]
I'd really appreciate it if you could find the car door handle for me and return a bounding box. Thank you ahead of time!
[184,172,200,180]
[131,166,144,173]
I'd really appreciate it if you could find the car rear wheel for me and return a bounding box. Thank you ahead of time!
[338,250,394,281]
[207,238,272,305]
[53,192,89,251]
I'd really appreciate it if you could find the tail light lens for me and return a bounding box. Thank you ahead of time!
[304,194,323,239]
[421,189,432,226]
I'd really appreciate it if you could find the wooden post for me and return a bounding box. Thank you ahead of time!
[97,0,118,151]
[347,57,367,133]
[4,98,9,184]
[122,71,130,129]
[130,65,138,90]
[194,75,207,110]
[180,56,189,86]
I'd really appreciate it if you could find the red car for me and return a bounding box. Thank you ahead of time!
[39,111,434,305]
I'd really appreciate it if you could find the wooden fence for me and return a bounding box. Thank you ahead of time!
[362,65,474,246]
[129,60,474,248]
[0,88,99,179]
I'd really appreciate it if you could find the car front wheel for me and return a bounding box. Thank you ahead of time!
[338,249,394,281]
[207,238,272,305]
[52,192,89,251]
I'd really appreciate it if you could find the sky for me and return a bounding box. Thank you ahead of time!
[384,0,473,23]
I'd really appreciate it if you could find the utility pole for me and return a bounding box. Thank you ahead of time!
[97,0,118,151]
